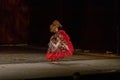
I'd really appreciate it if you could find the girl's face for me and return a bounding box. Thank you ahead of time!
[50,20,59,33]
[50,26,58,33]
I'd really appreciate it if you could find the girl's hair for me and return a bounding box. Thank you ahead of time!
[50,20,63,32]
[52,20,62,28]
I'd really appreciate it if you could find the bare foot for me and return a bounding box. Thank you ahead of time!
[51,61,59,64]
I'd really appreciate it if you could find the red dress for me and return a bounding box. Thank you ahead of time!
[46,30,74,61]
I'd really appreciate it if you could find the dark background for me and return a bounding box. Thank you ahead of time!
[0,0,119,53]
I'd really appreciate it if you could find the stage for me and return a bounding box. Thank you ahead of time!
[0,46,120,80]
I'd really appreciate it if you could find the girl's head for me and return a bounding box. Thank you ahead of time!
[50,20,62,33]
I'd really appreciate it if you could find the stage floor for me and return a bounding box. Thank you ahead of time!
[0,46,120,64]
[0,59,120,80]
[0,46,120,80]
[0,52,120,64]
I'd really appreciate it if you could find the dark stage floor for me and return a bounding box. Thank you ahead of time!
[0,46,119,64]
[0,46,120,80]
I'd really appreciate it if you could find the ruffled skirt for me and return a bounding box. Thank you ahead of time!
[46,41,74,61]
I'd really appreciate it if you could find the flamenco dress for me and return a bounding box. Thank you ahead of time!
[46,30,74,61]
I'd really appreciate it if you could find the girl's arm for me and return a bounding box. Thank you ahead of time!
[50,37,61,48]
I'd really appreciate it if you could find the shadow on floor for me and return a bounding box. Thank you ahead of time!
[25,72,120,80]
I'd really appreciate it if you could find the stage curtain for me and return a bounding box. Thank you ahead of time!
[0,0,29,44]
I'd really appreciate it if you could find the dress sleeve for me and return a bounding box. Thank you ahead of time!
[59,30,74,53]
[59,30,70,42]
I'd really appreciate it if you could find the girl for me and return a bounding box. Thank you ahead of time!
[46,20,74,63]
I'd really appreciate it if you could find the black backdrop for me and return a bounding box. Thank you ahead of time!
[28,0,119,53]
[0,0,119,53]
